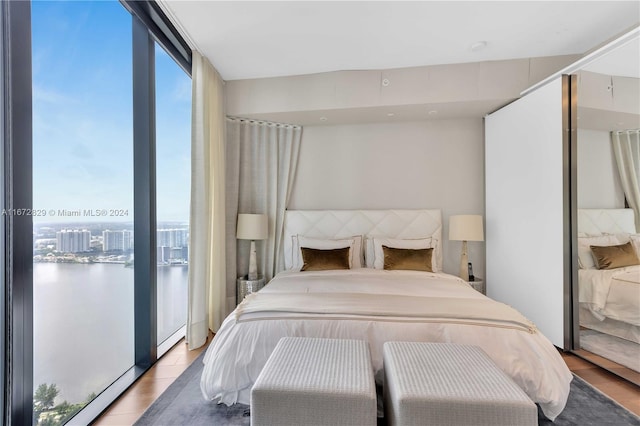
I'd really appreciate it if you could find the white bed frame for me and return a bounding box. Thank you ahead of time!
[283,209,443,270]
[577,208,637,235]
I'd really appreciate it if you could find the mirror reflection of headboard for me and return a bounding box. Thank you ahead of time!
[577,208,637,235]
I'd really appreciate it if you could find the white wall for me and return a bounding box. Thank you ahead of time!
[485,78,565,348]
[577,129,625,208]
[289,119,485,278]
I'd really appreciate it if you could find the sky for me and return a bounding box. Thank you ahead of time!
[31,0,191,224]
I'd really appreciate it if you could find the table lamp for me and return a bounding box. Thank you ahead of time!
[449,215,484,281]
[237,213,268,280]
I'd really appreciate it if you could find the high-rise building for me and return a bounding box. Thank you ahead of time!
[56,229,91,253]
[157,246,172,264]
[102,230,133,252]
[157,229,188,248]
[156,229,188,264]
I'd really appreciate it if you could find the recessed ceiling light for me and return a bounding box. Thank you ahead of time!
[428,110,438,115]
[470,41,487,52]
[387,113,395,117]
[319,117,327,121]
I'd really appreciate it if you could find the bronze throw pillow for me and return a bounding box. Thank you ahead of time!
[590,241,640,270]
[300,246,351,271]
[382,246,433,272]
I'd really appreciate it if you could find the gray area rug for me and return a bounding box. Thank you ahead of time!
[135,351,640,426]
[581,329,640,372]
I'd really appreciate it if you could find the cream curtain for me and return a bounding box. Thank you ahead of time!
[187,51,227,350]
[226,118,302,295]
[612,130,640,231]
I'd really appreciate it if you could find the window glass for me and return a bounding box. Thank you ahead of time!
[32,2,134,423]
[155,43,191,345]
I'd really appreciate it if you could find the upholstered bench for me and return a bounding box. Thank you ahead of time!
[250,337,377,426]
[383,342,537,426]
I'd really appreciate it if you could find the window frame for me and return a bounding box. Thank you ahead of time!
[121,1,192,74]
[3,0,34,424]
[4,1,192,423]
[133,12,158,368]
[1,4,5,422]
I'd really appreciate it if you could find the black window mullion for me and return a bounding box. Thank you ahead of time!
[0,3,5,422]
[2,0,33,424]
[132,15,157,368]
[121,0,191,75]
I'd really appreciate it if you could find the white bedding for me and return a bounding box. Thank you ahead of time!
[201,269,572,421]
[578,265,640,326]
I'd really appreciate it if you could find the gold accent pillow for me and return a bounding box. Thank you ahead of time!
[382,245,433,272]
[590,241,640,270]
[300,247,351,271]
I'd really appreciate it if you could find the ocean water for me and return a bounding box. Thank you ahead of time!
[33,263,187,404]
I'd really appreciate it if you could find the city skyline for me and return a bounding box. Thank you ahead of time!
[35,223,190,265]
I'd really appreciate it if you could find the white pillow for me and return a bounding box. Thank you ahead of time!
[370,237,436,271]
[577,234,620,269]
[617,233,640,257]
[292,235,363,270]
[364,237,376,268]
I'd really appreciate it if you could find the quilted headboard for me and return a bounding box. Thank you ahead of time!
[283,209,443,270]
[577,208,637,235]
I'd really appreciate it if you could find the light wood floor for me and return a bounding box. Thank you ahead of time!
[94,339,639,425]
[561,351,640,416]
[93,334,212,425]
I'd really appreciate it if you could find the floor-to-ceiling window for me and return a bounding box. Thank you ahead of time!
[31,2,135,423]
[155,43,191,349]
[3,1,194,424]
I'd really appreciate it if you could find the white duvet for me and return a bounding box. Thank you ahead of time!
[201,269,572,421]
[579,265,640,326]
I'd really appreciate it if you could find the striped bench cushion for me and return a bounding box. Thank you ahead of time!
[251,337,377,426]
[383,342,537,426]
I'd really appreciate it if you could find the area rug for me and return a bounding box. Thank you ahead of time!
[580,329,640,372]
[135,351,640,426]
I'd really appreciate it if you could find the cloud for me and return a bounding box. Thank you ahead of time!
[33,85,78,105]
[172,77,192,102]
[71,143,93,160]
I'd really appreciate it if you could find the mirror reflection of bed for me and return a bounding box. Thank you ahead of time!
[574,32,640,382]
[576,209,640,377]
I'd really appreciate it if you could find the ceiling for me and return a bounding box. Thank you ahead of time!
[159,1,640,81]
[581,36,640,78]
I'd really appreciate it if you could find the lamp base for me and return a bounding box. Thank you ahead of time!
[459,240,469,281]
[248,240,258,281]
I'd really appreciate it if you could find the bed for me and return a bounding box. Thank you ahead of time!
[201,209,572,421]
[577,209,640,343]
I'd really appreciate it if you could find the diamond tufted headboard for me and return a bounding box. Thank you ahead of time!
[577,208,637,235]
[283,209,442,271]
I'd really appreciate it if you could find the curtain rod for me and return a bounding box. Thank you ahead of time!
[612,129,640,134]
[226,116,302,129]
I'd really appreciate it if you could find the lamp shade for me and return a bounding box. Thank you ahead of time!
[449,215,484,242]
[237,214,268,240]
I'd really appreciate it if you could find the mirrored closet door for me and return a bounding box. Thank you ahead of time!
[574,31,640,383]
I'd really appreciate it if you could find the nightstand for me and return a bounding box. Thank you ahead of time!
[468,278,485,295]
[237,275,266,304]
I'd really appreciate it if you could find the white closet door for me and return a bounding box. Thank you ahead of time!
[485,77,565,348]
